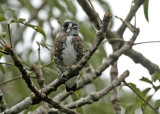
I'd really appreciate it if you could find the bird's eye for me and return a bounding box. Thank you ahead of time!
[72,26,79,30]
[72,26,76,29]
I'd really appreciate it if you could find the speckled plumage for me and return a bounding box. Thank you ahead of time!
[54,21,84,92]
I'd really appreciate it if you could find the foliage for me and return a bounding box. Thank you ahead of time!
[143,0,149,22]
[0,0,159,114]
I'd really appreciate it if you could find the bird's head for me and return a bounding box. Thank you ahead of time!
[62,21,80,36]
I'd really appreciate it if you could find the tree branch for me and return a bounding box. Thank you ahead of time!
[65,70,130,109]
[116,0,146,37]
[43,97,78,114]
[123,81,159,114]
[5,45,41,97]
[124,49,160,74]
[77,0,100,29]
[30,64,45,88]
[110,62,121,114]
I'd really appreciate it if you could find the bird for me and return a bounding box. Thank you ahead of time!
[54,21,84,92]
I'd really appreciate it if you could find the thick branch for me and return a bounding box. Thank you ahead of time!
[30,64,45,88]
[5,45,41,97]
[125,49,160,74]
[110,62,121,114]
[43,97,78,114]
[65,70,129,109]
[77,0,100,29]
[4,97,32,114]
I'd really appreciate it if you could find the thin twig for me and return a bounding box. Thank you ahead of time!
[115,16,136,33]
[88,0,102,27]
[0,50,9,55]
[41,61,54,69]
[0,76,37,87]
[37,44,45,88]
[0,62,14,66]
[0,42,5,47]
[134,41,160,45]
[8,24,13,48]
[0,35,6,46]
[123,81,159,114]
[21,59,30,66]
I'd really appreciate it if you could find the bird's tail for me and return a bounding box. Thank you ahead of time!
[66,84,77,92]
[65,76,78,92]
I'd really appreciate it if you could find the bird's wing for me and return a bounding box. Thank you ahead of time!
[72,36,84,62]
[54,33,67,72]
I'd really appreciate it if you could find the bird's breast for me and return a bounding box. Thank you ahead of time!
[61,36,77,66]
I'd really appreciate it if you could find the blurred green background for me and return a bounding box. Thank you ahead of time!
[0,0,157,113]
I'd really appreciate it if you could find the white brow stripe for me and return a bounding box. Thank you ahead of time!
[68,23,72,28]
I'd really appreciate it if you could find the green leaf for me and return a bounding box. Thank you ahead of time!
[152,72,160,82]
[154,85,160,91]
[0,32,7,38]
[141,95,152,107]
[143,0,149,22]
[140,77,152,84]
[18,18,26,23]
[0,64,5,74]
[128,83,143,97]
[142,88,151,96]
[155,99,160,109]
[125,105,135,114]
[0,48,5,59]
[0,14,6,22]
[9,18,46,39]
[146,95,152,102]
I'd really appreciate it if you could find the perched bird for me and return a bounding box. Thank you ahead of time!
[54,21,84,92]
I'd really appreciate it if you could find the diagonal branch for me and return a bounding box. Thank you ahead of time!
[110,62,121,114]
[65,70,129,109]
[124,49,160,74]
[5,45,41,97]
[77,0,100,29]
[116,0,146,37]
[43,97,78,114]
